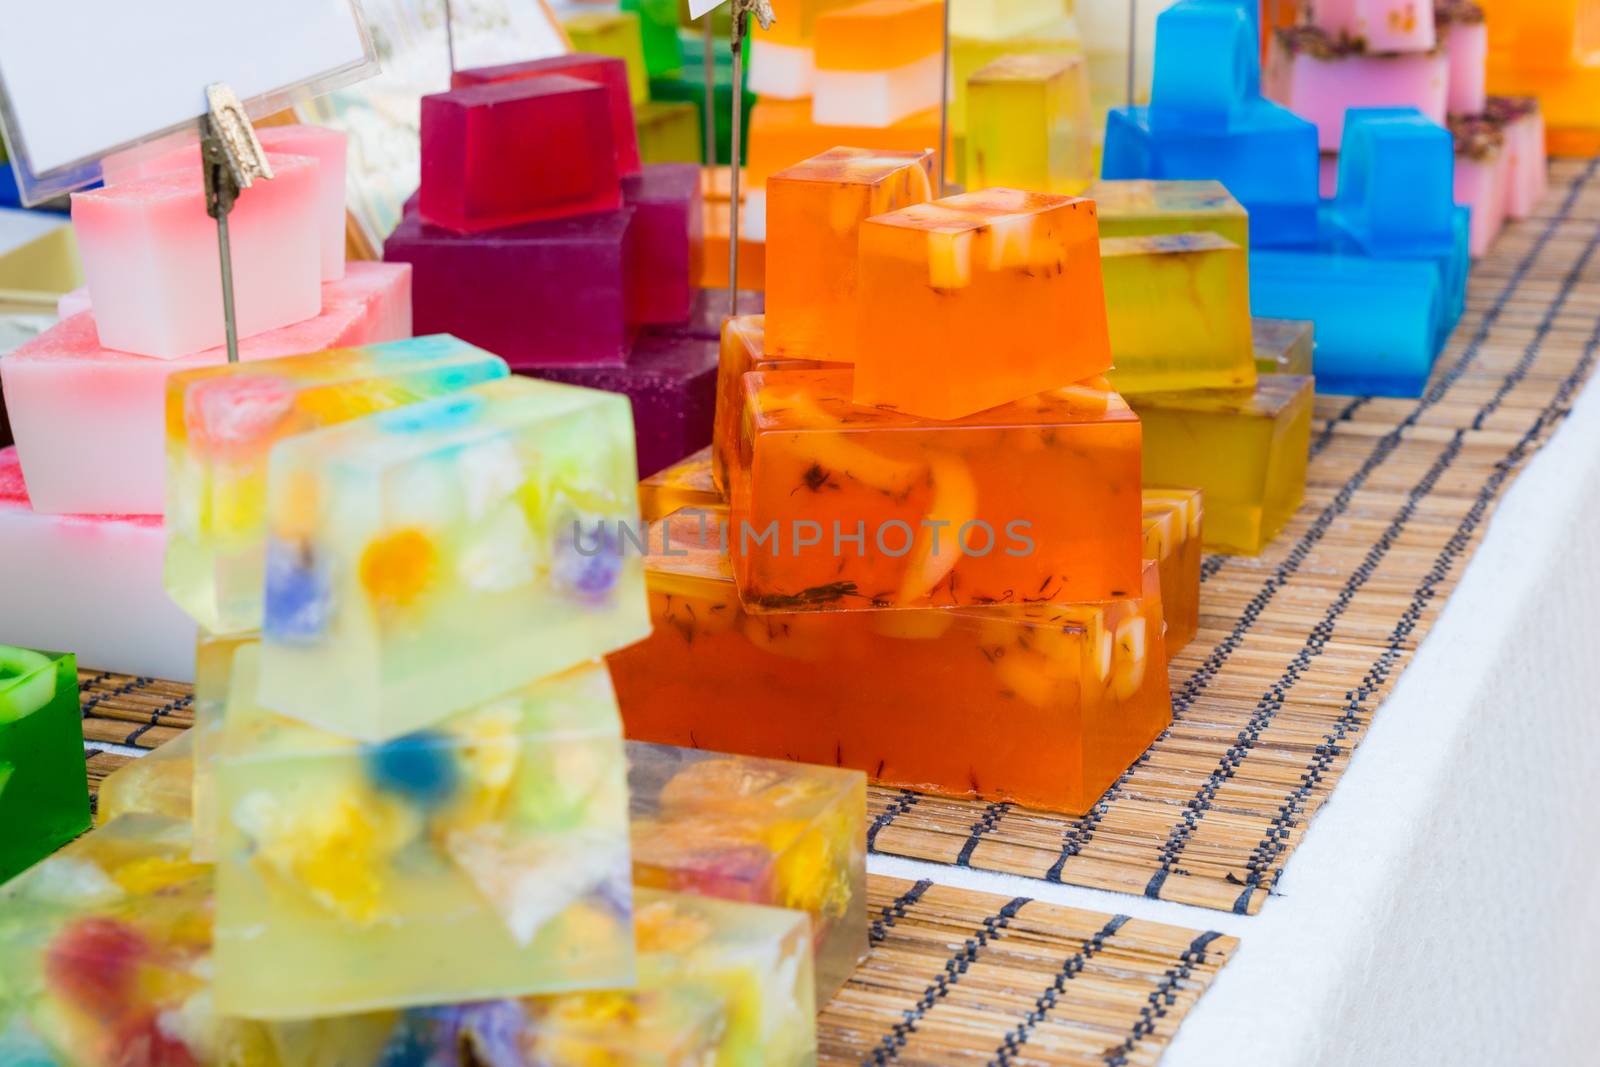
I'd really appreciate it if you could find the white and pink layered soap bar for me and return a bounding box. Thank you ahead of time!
[0,262,411,516]
[72,152,321,358]
[0,449,197,681]
[99,125,348,282]
[1267,26,1448,150]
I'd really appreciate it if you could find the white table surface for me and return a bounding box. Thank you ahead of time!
[873,371,1600,1065]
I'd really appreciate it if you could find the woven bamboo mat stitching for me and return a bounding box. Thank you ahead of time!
[79,742,1236,1065]
[862,157,1600,914]
[75,162,1600,919]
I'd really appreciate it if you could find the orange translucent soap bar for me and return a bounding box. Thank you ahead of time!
[639,445,720,519]
[610,508,1172,815]
[1142,487,1203,654]
[713,315,842,494]
[764,148,934,364]
[731,369,1143,611]
[852,189,1112,420]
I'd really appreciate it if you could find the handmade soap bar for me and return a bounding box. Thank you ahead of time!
[1252,317,1315,376]
[96,730,194,827]
[1308,0,1436,52]
[1440,1,1488,115]
[1142,487,1202,653]
[1129,375,1313,555]
[1489,96,1548,219]
[258,377,648,737]
[1100,232,1256,394]
[951,0,1066,39]
[3,265,411,516]
[712,315,841,494]
[612,508,1172,814]
[628,741,867,1000]
[217,650,634,1018]
[0,644,88,882]
[623,0,683,76]
[455,54,643,175]
[732,370,1143,610]
[191,628,255,863]
[966,52,1094,194]
[623,163,702,325]
[1088,179,1250,247]
[564,10,651,103]
[165,338,507,636]
[71,154,321,359]
[267,890,811,1062]
[1102,2,1320,248]
[951,16,1083,137]
[764,147,934,364]
[1480,0,1600,152]
[648,58,755,167]
[1450,115,1508,256]
[257,125,350,281]
[526,329,720,478]
[745,96,943,187]
[0,450,197,680]
[1329,108,1457,258]
[385,202,633,368]
[853,189,1111,420]
[699,199,767,290]
[0,815,212,1064]
[420,78,622,234]
[636,99,703,163]
[751,0,862,100]
[813,0,944,127]
[1265,27,1449,151]
[639,445,720,519]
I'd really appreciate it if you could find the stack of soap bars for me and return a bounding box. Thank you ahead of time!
[1088,177,1314,556]
[0,124,412,679]
[1264,0,1545,257]
[1106,0,1543,397]
[4,338,873,1063]
[610,147,1181,815]
[382,53,720,476]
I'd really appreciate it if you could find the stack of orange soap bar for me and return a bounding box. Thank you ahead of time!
[1480,0,1600,155]
[615,147,1168,816]
[1142,488,1204,653]
[608,509,1172,815]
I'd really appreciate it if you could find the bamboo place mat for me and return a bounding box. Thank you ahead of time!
[80,712,1236,1065]
[864,156,1600,914]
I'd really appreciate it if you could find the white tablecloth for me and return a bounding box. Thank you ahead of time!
[875,371,1600,1065]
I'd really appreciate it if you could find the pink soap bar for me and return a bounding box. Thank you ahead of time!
[257,126,349,281]
[1269,30,1448,151]
[0,262,411,516]
[98,132,199,185]
[454,53,642,176]
[623,163,702,325]
[1442,14,1487,115]
[0,449,197,680]
[1451,116,1507,256]
[71,153,323,359]
[1489,96,1547,220]
[1308,0,1435,53]
[420,76,622,234]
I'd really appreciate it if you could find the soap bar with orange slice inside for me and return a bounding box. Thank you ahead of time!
[729,369,1143,612]
[1142,487,1204,654]
[852,188,1112,421]
[609,507,1172,815]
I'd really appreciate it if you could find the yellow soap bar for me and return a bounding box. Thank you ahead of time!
[1252,317,1315,376]
[966,52,1094,194]
[951,0,1068,40]
[1129,376,1313,556]
[1089,179,1251,248]
[951,17,1083,135]
[564,10,651,105]
[1100,233,1257,394]
[765,147,934,364]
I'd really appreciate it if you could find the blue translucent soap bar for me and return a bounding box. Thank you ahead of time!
[1102,2,1319,248]
[1328,109,1457,261]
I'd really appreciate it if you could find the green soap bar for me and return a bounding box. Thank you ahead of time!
[623,0,683,76]
[649,64,756,164]
[0,645,90,884]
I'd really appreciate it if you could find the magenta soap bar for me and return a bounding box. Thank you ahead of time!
[623,163,702,325]
[0,263,411,516]
[454,53,642,176]
[384,202,635,367]
[420,76,622,234]
[525,330,717,476]
[257,126,350,281]
[70,153,322,359]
